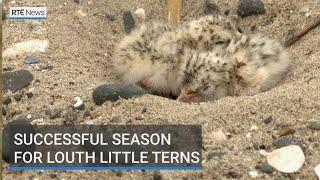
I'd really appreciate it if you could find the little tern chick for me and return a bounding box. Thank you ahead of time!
[113,15,240,97]
[177,33,291,102]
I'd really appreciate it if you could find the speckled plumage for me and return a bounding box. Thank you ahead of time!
[178,33,291,102]
[113,15,240,97]
[113,15,291,102]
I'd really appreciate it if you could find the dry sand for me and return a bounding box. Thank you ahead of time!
[2,0,320,179]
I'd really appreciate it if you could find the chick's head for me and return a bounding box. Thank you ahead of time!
[177,52,231,103]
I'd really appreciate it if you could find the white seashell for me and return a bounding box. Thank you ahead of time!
[314,164,320,179]
[210,130,227,142]
[267,145,305,173]
[74,97,84,108]
[3,40,49,58]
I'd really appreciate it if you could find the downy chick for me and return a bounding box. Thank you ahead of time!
[177,33,291,102]
[113,15,240,97]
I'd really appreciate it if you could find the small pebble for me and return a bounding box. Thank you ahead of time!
[26,92,34,98]
[134,8,146,20]
[206,151,225,161]
[111,115,121,122]
[141,107,147,113]
[3,119,36,163]
[203,0,220,14]
[153,172,162,180]
[259,163,274,174]
[3,96,12,105]
[83,109,91,118]
[3,70,34,93]
[50,108,63,119]
[226,170,241,178]
[13,93,23,101]
[135,114,144,120]
[3,66,14,71]
[24,55,40,64]
[278,127,295,136]
[250,125,258,131]
[74,0,80,4]
[76,9,87,17]
[267,145,305,173]
[123,11,135,34]
[73,97,85,110]
[249,170,259,178]
[237,0,265,18]
[106,13,116,21]
[2,106,7,116]
[92,83,146,105]
[38,64,53,70]
[263,116,273,124]
[308,121,320,130]
[274,136,307,152]
[64,111,78,122]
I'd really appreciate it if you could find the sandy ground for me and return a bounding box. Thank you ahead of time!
[2,0,320,179]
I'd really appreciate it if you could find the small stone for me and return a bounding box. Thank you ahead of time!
[134,8,146,20]
[263,116,273,124]
[3,96,12,105]
[115,171,123,177]
[26,92,34,98]
[39,64,53,70]
[83,109,91,118]
[226,170,241,178]
[250,125,258,131]
[274,136,307,152]
[259,163,274,174]
[13,93,23,101]
[3,70,34,92]
[73,97,85,110]
[92,83,147,105]
[249,170,259,178]
[106,13,116,21]
[84,120,95,125]
[2,106,7,116]
[135,114,144,120]
[267,145,305,173]
[141,107,147,113]
[3,39,49,58]
[123,11,135,34]
[153,172,162,180]
[210,130,227,142]
[278,127,295,137]
[76,9,87,17]
[2,8,7,20]
[203,0,220,14]
[3,66,14,71]
[64,111,78,122]
[314,164,320,179]
[308,121,320,130]
[111,115,121,122]
[50,108,63,119]
[3,119,36,163]
[74,0,80,4]
[237,0,265,18]
[24,55,40,64]
[206,151,225,160]
[49,174,57,179]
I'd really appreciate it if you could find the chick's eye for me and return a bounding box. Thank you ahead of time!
[215,41,224,45]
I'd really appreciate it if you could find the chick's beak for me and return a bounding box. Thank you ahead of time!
[177,89,204,103]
